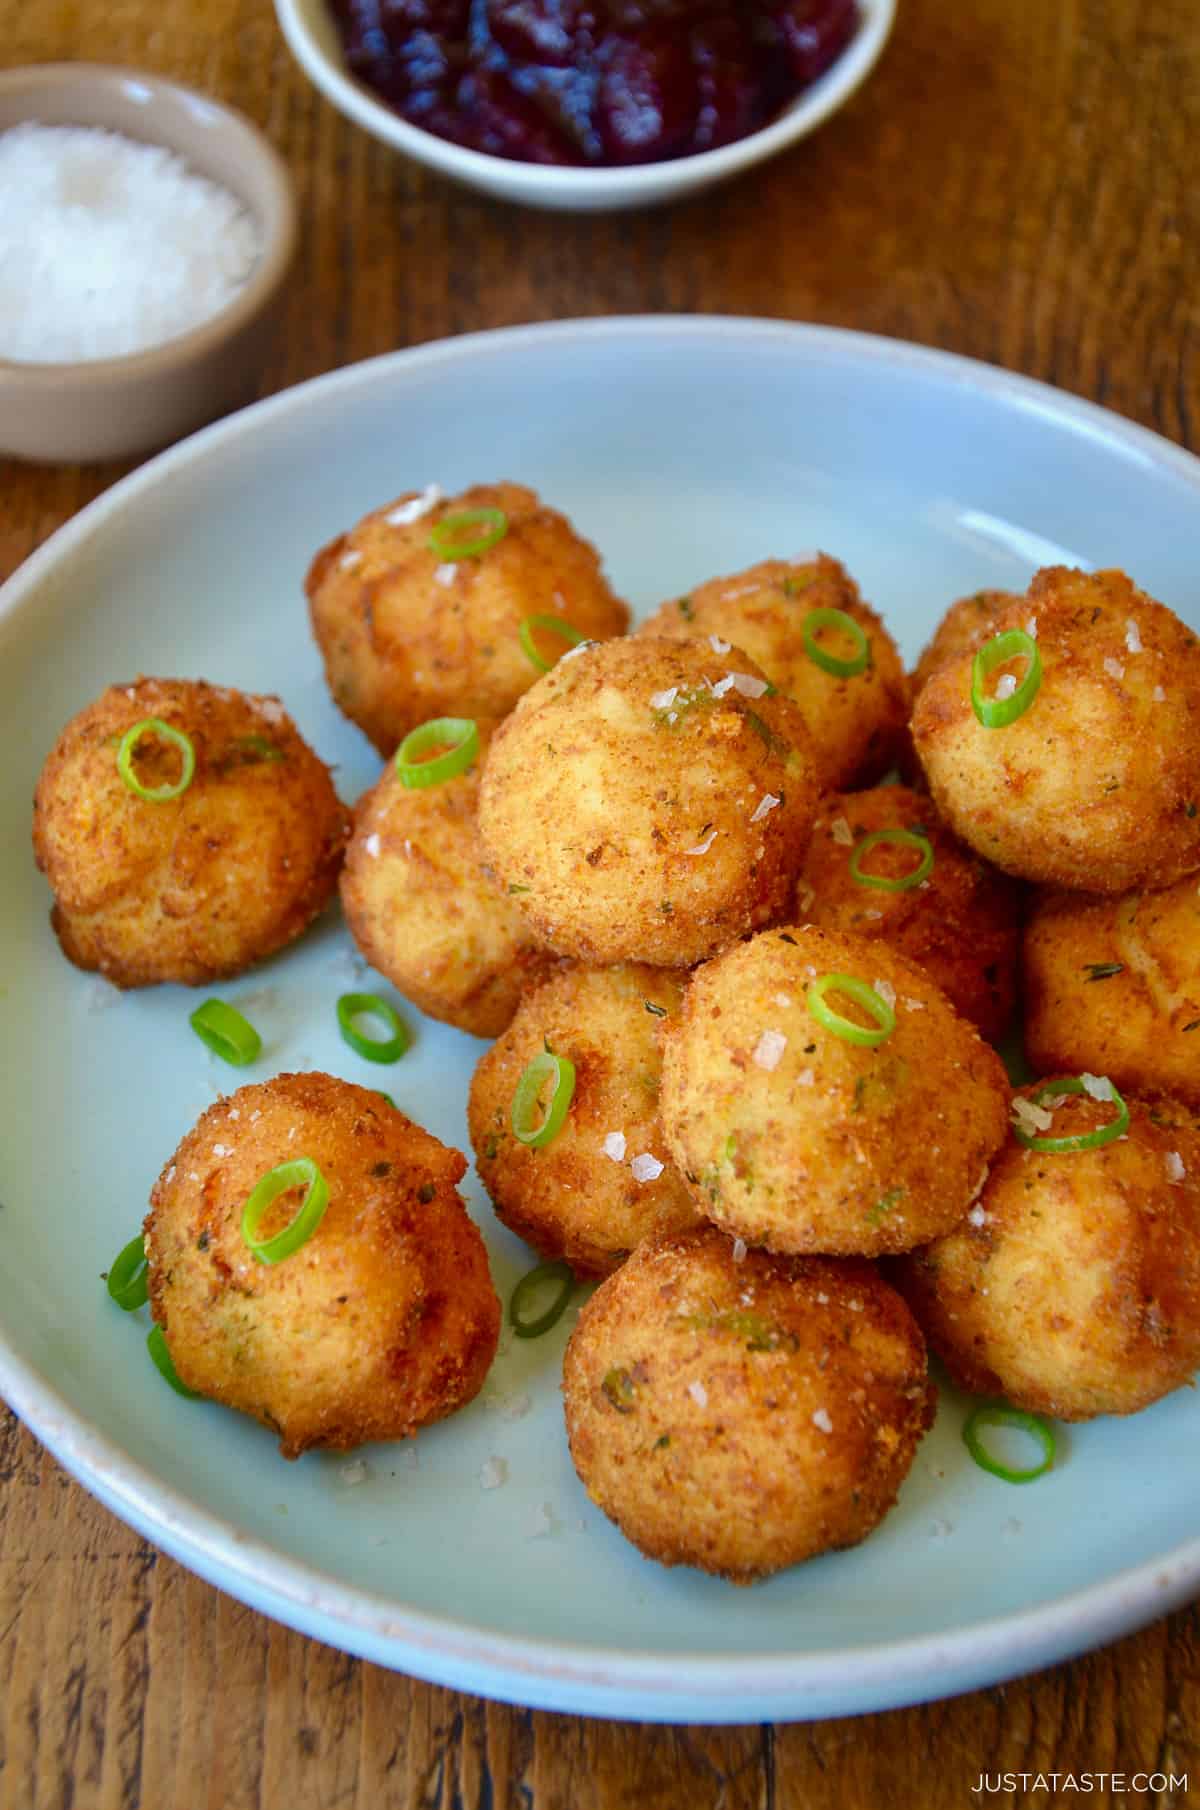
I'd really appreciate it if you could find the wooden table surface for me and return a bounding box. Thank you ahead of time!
[3,0,1199,1804]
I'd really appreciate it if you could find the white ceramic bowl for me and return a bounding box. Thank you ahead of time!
[272,0,896,211]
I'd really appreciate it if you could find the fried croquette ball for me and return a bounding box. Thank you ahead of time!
[144,1072,500,1457]
[1023,877,1200,1109]
[32,678,348,989]
[478,637,820,967]
[562,1226,935,1582]
[340,720,552,1038]
[659,925,1010,1256]
[892,1082,1200,1420]
[468,964,703,1276]
[796,786,1023,1042]
[911,568,1200,892]
[306,481,629,755]
[637,555,908,789]
[910,588,1022,697]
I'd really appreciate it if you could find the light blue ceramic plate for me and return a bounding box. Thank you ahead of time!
[2,318,1198,1723]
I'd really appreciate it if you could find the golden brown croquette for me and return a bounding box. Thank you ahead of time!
[144,1072,500,1457]
[32,677,347,988]
[562,1226,935,1582]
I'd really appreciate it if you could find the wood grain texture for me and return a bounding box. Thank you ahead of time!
[2,0,1199,1802]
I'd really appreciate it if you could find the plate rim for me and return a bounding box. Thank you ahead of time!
[4,313,1200,1715]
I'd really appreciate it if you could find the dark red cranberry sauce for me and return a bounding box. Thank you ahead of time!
[330,0,861,167]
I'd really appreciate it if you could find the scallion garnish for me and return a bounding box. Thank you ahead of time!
[241,1156,330,1264]
[336,993,410,1064]
[518,614,586,673]
[511,1050,576,1147]
[106,1234,149,1311]
[394,717,479,789]
[801,608,870,678]
[1011,1076,1129,1152]
[963,1404,1055,1483]
[116,718,195,802]
[147,1324,200,1398]
[849,827,935,892]
[509,1259,574,1339]
[428,506,508,560]
[189,999,262,1067]
[971,629,1042,728]
[806,974,896,1047]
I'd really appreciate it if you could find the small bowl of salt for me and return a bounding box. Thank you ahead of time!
[0,64,297,464]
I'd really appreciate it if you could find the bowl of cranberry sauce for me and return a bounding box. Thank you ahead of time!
[274,0,894,208]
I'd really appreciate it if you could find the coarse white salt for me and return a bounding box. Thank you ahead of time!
[732,1237,748,1264]
[364,832,382,859]
[751,793,780,824]
[711,674,735,697]
[0,124,261,363]
[1012,1096,1054,1134]
[1081,1073,1114,1102]
[478,1456,508,1492]
[685,827,719,856]
[386,483,443,526]
[1103,656,1125,680]
[687,1379,708,1408]
[229,1109,240,1121]
[708,634,732,654]
[1154,684,1167,702]
[903,996,925,1011]
[873,978,897,1010]
[338,1457,370,1488]
[339,548,363,570]
[967,1204,989,1228]
[1125,618,1143,654]
[1026,617,1038,638]
[730,672,768,698]
[560,639,593,662]
[773,992,792,1008]
[526,1503,552,1539]
[602,1131,627,1163]
[753,1028,787,1071]
[994,673,1018,700]
[433,563,457,587]
[212,1143,230,1158]
[650,686,678,710]
[188,1171,201,1183]
[811,1408,833,1434]
[1166,1151,1186,1184]
[165,1165,176,1183]
[630,1152,664,1184]
[797,1067,814,1086]
[831,817,854,846]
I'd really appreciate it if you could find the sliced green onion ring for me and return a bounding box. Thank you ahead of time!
[395,717,479,789]
[518,613,586,673]
[106,1234,149,1311]
[801,607,870,678]
[510,1259,575,1339]
[146,1324,200,1398]
[428,506,508,560]
[241,1156,330,1265]
[337,992,410,1064]
[963,1403,1056,1483]
[971,628,1043,728]
[116,718,196,801]
[849,827,935,892]
[1011,1076,1130,1153]
[189,999,262,1067]
[511,1050,576,1147]
[807,973,896,1046]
